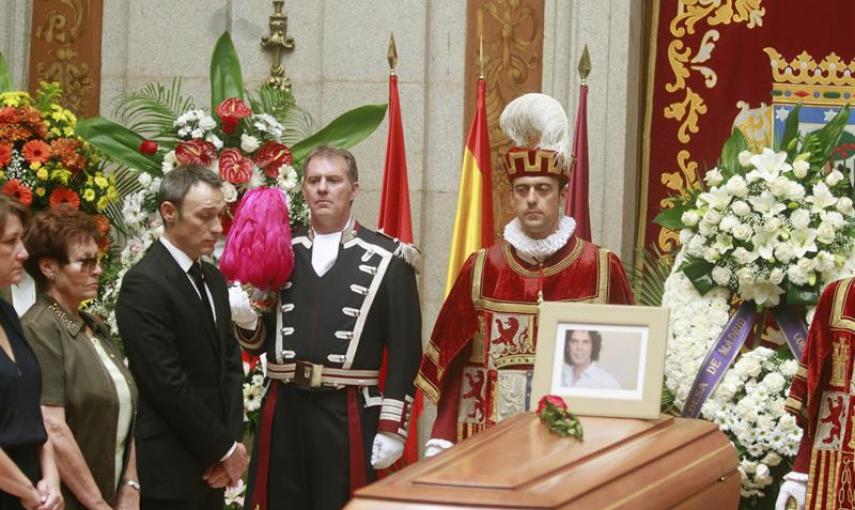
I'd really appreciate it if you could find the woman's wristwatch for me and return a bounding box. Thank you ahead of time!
[124,479,141,492]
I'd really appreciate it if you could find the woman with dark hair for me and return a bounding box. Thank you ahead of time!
[561,329,621,390]
[0,195,63,510]
[21,207,138,510]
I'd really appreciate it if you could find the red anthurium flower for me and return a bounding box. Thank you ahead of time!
[253,141,293,179]
[175,139,217,166]
[218,148,253,184]
[2,180,33,207]
[139,139,158,155]
[216,97,252,135]
[48,187,80,209]
[21,139,52,164]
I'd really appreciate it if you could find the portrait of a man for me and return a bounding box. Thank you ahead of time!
[560,329,622,390]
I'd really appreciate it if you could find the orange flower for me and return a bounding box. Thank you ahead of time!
[0,141,12,167]
[2,180,33,207]
[51,138,84,172]
[93,214,110,234]
[22,139,52,164]
[48,187,80,209]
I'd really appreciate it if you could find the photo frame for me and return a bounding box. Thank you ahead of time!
[530,302,670,419]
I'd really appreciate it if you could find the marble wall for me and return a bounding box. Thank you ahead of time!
[1,0,643,445]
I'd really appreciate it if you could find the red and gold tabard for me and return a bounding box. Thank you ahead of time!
[787,277,855,510]
[416,235,634,442]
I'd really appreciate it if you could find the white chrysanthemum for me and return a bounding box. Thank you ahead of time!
[240,134,260,153]
[221,182,238,203]
[705,167,724,186]
[277,164,298,192]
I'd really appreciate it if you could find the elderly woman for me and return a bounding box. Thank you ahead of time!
[0,196,63,510]
[22,207,138,510]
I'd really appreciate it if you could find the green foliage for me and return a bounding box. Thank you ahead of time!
[291,104,388,164]
[785,284,819,306]
[210,32,244,112]
[0,51,12,92]
[625,246,674,307]
[802,105,850,168]
[718,128,749,175]
[76,117,162,175]
[679,258,716,296]
[248,84,312,146]
[33,82,62,112]
[114,78,194,145]
[653,201,690,230]
[777,105,802,154]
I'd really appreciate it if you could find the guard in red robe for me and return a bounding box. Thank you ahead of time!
[779,277,855,510]
[415,93,634,455]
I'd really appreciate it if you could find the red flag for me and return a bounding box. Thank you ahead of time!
[377,73,421,466]
[565,83,591,241]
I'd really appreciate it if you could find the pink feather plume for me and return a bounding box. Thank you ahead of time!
[220,187,294,291]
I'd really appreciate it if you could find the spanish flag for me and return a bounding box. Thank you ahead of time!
[445,78,494,294]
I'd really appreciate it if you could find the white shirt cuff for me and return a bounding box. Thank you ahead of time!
[220,441,237,462]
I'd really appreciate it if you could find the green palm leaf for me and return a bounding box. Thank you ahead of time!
[248,85,313,145]
[113,78,194,144]
[624,246,674,307]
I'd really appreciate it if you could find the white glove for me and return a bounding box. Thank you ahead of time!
[424,438,454,458]
[370,432,404,469]
[775,471,807,510]
[228,284,258,330]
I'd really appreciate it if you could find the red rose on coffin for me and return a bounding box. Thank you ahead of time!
[175,139,217,166]
[254,141,293,179]
[216,97,252,135]
[218,148,253,184]
[537,394,568,414]
[536,394,582,440]
[139,139,158,155]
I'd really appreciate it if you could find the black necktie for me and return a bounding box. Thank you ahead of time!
[188,263,215,325]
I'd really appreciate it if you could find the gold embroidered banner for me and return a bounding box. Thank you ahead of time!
[464,0,544,235]
[28,0,103,117]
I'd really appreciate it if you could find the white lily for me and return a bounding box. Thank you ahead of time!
[789,228,818,258]
[739,281,784,307]
[748,191,787,218]
[747,148,792,183]
[752,230,777,260]
[807,182,838,212]
[698,186,733,211]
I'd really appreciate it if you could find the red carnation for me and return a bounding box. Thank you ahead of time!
[48,187,80,209]
[175,139,217,166]
[139,139,158,155]
[21,139,52,164]
[254,141,293,179]
[536,394,568,414]
[2,180,33,207]
[0,141,12,167]
[218,148,253,184]
[216,97,252,135]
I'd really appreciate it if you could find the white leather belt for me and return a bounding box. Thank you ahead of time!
[267,361,380,388]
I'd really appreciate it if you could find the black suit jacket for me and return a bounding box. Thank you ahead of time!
[116,241,243,501]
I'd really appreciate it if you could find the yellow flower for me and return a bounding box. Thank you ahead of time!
[97,196,110,211]
[94,175,108,189]
[36,168,48,181]
[50,127,61,137]
[51,111,63,121]
[35,187,46,197]
[107,187,118,201]
[30,161,42,171]
[0,171,5,180]
[64,127,74,137]
[83,188,95,202]
[50,169,71,184]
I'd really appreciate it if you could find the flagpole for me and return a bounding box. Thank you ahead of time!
[388,33,398,76]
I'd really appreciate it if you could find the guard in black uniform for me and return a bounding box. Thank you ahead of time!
[235,146,422,510]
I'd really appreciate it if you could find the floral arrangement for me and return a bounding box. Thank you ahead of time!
[657,106,855,508]
[241,351,265,431]
[535,395,583,440]
[0,82,117,250]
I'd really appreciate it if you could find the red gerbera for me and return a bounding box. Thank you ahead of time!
[218,148,253,184]
[0,141,12,167]
[215,97,252,135]
[175,139,217,166]
[254,141,293,179]
[2,180,33,207]
[21,139,52,164]
[48,187,80,209]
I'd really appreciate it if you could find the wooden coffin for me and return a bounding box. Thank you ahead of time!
[347,413,740,510]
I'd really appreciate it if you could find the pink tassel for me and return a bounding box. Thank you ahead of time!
[220,188,294,291]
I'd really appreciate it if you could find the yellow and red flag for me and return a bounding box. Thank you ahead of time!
[445,78,494,293]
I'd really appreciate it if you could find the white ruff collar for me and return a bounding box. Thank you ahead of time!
[503,216,576,262]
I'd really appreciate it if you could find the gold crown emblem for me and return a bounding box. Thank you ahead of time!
[765,48,855,106]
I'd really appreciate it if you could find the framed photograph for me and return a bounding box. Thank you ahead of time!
[530,302,670,419]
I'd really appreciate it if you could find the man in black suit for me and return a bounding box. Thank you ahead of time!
[116,165,248,510]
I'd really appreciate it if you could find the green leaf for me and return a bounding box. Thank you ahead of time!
[114,78,194,142]
[624,246,675,307]
[777,104,802,154]
[653,201,690,230]
[76,117,162,175]
[291,104,388,164]
[680,258,715,295]
[807,105,850,167]
[718,128,749,173]
[210,32,245,112]
[0,51,12,92]
[786,284,819,306]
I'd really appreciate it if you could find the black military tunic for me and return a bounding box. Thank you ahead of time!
[241,220,422,510]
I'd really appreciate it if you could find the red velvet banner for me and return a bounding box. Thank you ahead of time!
[638,0,855,255]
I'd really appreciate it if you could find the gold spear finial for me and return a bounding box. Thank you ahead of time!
[388,33,398,75]
[578,45,591,84]
[478,10,485,79]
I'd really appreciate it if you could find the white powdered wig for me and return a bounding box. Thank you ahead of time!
[499,93,572,168]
